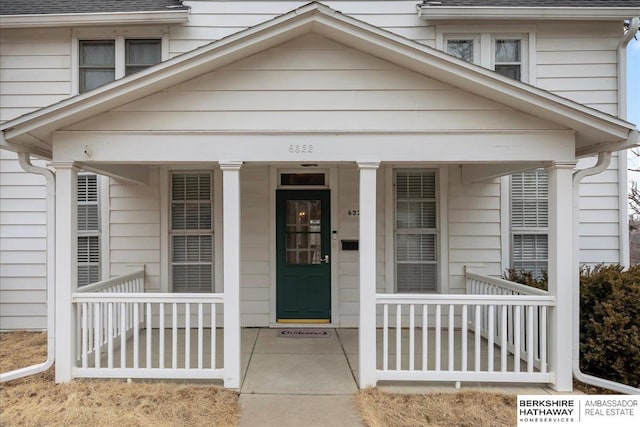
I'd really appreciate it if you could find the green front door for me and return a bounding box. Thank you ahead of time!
[276,190,331,322]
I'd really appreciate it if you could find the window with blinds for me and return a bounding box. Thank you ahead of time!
[395,170,438,293]
[170,173,213,292]
[510,169,548,278]
[77,174,100,286]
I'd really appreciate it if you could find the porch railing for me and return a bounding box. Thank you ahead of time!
[72,270,224,380]
[465,270,550,371]
[375,281,554,383]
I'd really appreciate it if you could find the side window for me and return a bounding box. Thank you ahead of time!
[494,38,522,80]
[510,169,548,278]
[170,173,213,292]
[79,40,115,93]
[77,174,100,286]
[395,170,438,293]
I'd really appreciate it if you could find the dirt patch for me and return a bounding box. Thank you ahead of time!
[354,388,516,427]
[1,332,239,427]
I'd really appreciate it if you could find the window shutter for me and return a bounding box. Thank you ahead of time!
[77,174,100,287]
[395,170,438,293]
[171,173,213,292]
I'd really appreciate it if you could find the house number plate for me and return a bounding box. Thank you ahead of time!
[288,144,314,153]
[346,210,360,216]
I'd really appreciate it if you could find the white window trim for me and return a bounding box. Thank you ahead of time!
[492,33,529,83]
[71,26,169,95]
[385,166,447,294]
[508,172,549,275]
[435,24,536,84]
[164,169,217,293]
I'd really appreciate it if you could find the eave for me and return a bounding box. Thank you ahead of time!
[1,2,636,160]
[417,6,640,21]
[0,10,189,28]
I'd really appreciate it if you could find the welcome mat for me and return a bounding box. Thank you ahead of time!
[277,329,331,338]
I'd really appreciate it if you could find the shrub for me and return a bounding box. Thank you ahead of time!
[504,264,640,388]
[579,264,640,388]
[503,269,547,291]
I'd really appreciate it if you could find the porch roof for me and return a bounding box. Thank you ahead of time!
[0,1,637,160]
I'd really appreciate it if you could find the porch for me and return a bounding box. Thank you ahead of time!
[71,268,557,390]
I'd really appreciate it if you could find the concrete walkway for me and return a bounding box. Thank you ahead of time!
[236,328,581,426]
[238,328,363,427]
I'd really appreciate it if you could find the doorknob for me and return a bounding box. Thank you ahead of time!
[321,255,330,264]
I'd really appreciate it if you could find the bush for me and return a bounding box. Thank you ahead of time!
[504,264,640,388]
[503,269,547,291]
[579,264,640,388]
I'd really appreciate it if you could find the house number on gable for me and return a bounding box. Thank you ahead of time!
[288,144,313,154]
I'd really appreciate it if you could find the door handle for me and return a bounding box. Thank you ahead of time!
[321,255,330,264]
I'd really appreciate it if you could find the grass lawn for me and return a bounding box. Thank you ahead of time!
[1,331,239,426]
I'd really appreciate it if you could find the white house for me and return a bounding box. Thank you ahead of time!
[1,0,638,392]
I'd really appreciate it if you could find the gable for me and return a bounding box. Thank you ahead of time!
[63,34,565,134]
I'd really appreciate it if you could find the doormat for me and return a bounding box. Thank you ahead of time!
[278,329,331,338]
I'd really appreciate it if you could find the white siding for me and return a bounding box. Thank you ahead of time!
[170,1,435,57]
[109,170,161,289]
[448,169,502,291]
[240,166,271,326]
[0,150,48,330]
[577,154,622,264]
[536,21,621,116]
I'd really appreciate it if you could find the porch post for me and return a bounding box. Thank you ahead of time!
[546,162,575,392]
[220,161,242,389]
[358,161,380,389]
[52,162,78,383]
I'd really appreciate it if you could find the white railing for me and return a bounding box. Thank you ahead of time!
[375,291,555,384]
[465,270,550,371]
[72,270,224,380]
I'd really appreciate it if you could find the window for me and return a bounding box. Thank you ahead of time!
[77,174,100,286]
[510,170,548,278]
[125,39,162,76]
[439,30,530,82]
[494,38,522,80]
[78,38,161,93]
[79,41,115,93]
[395,170,438,292]
[445,35,479,63]
[170,173,213,292]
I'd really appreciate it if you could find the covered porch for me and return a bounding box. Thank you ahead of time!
[70,265,559,390]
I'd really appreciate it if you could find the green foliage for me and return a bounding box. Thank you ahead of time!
[579,264,640,388]
[504,264,640,388]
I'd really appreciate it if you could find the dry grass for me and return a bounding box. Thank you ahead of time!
[1,331,240,426]
[355,388,516,427]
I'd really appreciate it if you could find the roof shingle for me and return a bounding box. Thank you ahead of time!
[0,0,188,16]
[420,0,640,7]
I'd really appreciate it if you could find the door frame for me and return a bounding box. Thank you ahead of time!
[268,166,339,327]
[275,189,331,322]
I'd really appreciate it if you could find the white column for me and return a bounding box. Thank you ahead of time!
[52,162,78,383]
[358,161,380,388]
[220,161,242,389]
[546,162,575,392]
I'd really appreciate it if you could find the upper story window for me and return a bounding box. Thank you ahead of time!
[494,39,522,81]
[445,35,479,64]
[438,28,532,83]
[73,28,166,94]
[79,39,161,93]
